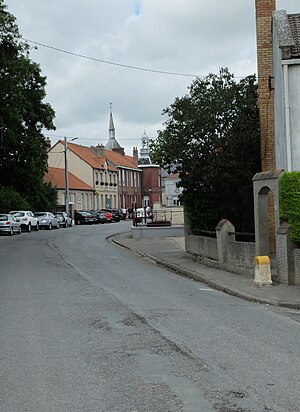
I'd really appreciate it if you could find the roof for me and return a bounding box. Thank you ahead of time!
[104,149,141,171]
[273,11,300,59]
[59,140,117,172]
[288,14,300,57]
[44,167,94,191]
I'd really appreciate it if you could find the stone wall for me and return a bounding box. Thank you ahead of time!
[227,240,256,277]
[185,234,218,266]
[185,219,256,277]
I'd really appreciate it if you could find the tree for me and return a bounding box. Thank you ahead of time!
[150,68,261,232]
[0,186,30,211]
[0,1,57,210]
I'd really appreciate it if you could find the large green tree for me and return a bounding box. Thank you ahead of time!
[151,68,261,232]
[0,1,57,210]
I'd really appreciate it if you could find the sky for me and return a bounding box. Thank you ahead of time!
[5,0,300,155]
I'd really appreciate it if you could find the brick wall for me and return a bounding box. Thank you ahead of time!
[255,0,276,171]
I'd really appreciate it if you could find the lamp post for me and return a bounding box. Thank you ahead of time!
[64,136,78,214]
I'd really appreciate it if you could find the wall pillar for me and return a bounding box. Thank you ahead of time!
[216,219,235,267]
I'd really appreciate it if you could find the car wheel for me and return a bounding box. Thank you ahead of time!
[65,221,68,228]
[56,222,60,229]
[35,224,39,231]
[48,223,52,230]
[27,223,31,232]
[18,226,21,234]
[9,227,13,236]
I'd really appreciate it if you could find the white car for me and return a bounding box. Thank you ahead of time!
[9,210,39,232]
[34,212,60,230]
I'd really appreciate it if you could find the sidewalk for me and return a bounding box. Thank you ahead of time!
[111,232,300,310]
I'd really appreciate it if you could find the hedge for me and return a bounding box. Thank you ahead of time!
[279,172,300,242]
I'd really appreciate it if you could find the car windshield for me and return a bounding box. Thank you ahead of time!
[0,214,8,221]
[54,213,63,217]
[34,212,47,216]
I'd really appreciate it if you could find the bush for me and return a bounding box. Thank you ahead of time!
[0,187,30,212]
[279,172,300,242]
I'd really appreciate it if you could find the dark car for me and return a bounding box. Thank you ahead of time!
[98,212,108,224]
[74,211,97,225]
[111,209,121,222]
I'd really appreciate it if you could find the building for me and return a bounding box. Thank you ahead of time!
[47,141,118,210]
[90,105,142,209]
[44,167,94,211]
[273,10,300,171]
[137,130,162,207]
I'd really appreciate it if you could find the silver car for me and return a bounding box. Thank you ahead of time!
[0,213,22,236]
[53,211,72,228]
[34,212,60,230]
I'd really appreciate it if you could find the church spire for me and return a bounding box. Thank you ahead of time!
[109,102,115,140]
[105,103,123,153]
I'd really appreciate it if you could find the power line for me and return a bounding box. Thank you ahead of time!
[23,38,201,78]
[45,133,156,141]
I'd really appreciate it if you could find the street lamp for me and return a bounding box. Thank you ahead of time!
[64,136,78,214]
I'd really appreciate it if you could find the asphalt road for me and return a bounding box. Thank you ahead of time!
[0,221,300,412]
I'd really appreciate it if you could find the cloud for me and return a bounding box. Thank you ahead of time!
[5,0,300,155]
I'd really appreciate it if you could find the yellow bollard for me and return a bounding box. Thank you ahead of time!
[254,256,272,286]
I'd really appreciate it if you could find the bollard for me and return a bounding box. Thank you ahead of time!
[254,256,272,287]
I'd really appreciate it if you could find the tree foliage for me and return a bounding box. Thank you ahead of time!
[150,68,261,232]
[0,1,57,210]
[0,186,30,211]
[279,172,300,243]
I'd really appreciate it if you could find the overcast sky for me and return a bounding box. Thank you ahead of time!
[5,0,300,155]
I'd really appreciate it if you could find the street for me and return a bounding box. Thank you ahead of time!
[0,222,300,412]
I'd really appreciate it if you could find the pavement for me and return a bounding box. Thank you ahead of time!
[111,232,300,310]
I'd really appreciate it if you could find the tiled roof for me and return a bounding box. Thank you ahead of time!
[44,167,93,191]
[288,14,300,57]
[58,140,117,172]
[104,149,140,170]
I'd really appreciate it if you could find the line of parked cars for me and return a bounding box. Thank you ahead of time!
[74,209,122,225]
[0,208,125,235]
[0,210,73,236]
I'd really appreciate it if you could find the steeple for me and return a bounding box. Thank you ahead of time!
[105,103,124,155]
[108,102,116,140]
[138,130,151,165]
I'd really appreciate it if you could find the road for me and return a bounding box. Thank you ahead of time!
[0,221,300,412]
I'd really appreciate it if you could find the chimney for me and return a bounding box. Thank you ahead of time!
[92,143,105,157]
[133,147,138,166]
[255,0,276,171]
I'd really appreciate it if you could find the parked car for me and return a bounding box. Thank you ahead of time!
[88,210,107,224]
[74,211,97,225]
[9,210,39,232]
[0,213,22,236]
[111,209,121,222]
[53,211,72,228]
[34,212,60,230]
[98,211,108,224]
[99,209,113,223]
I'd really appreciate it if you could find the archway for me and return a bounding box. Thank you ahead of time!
[253,170,284,257]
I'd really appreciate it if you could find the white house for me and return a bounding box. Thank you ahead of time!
[273,10,300,171]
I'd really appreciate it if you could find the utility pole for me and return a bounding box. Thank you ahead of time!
[64,136,78,214]
[64,137,69,214]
